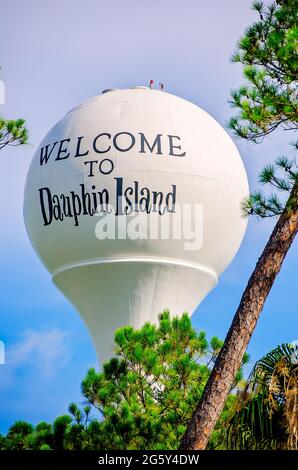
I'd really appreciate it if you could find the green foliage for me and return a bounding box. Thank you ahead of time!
[25,422,53,450]
[80,311,230,450]
[241,146,298,217]
[228,343,298,449]
[0,116,28,149]
[229,0,298,141]
[0,312,247,450]
[230,1,298,219]
[3,421,34,450]
[4,318,294,450]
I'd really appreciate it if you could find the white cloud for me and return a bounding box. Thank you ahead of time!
[7,329,71,378]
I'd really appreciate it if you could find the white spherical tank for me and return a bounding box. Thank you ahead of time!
[24,87,249,362]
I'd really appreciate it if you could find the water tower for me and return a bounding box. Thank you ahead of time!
[24,87,249,362]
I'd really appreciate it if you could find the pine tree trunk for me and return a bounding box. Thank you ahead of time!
[180,183,298,450]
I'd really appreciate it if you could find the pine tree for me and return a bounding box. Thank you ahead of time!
[0,116,28,149]
[180,0,298,450]
[0,312,248,450]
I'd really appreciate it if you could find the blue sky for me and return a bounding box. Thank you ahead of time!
[0,0,297,433]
